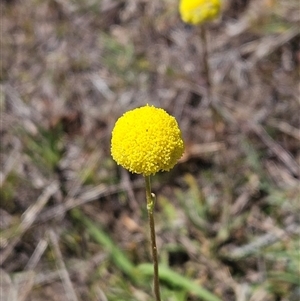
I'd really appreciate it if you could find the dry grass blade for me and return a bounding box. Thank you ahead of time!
[0,269,16,301]
[212,100,299,177]
[3,84,38,135]
[268,119,300,141]
[179,142,225,163]
[36,180,143,223]
[25,238,48,271]
[265,160,300,188]
[0,181,58,265]
[0,269,35,301]
[33,252,107,286]
[12,271,35,301]
[250,25,300,63]
[225,0,274,37]
[221,223,300,260]
[48,229,79,301]
[93,286,108,301]
[249,123,299,177]
[0,139,21,187]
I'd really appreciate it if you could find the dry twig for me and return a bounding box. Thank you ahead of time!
[0,181,58,265]
[48,229,79,301]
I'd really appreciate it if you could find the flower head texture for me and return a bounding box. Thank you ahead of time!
[179,0,221,25]
[111,105,184,176]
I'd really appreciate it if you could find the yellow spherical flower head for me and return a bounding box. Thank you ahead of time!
[179,0,221,25]
[111,105,184,176]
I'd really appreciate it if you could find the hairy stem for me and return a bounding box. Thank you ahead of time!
[200,24,212,103]
[144,175,161,301]
[200,24,224,135]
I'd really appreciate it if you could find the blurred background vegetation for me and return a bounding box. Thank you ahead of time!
[1,0,299,300]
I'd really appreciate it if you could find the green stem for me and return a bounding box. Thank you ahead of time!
[144,175,161,301]
[200,24,222,134]
[200,25,212,103]
[200,25,229,243]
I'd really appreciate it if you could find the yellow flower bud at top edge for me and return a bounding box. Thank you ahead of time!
[179,0,221,25]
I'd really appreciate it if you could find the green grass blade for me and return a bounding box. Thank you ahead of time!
[70,208,138,282]
[71,209,222,300]
[137,263,222,301]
